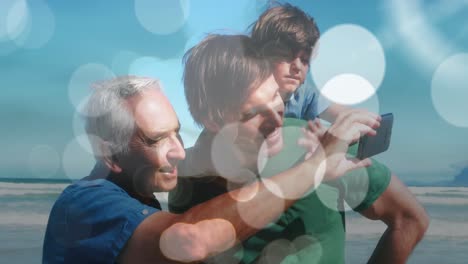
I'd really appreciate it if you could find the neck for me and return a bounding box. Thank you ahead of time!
[97,164,159,208]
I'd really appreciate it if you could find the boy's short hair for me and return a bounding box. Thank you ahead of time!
[251,3,320,61]
[183,34,273,127]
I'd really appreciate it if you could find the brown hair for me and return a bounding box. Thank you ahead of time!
[251,3,320,61]
[183,34,273,127]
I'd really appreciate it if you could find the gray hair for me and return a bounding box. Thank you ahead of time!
[84,75,161,158]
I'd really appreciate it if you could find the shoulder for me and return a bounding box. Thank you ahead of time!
[44,178,160,262]
[58,179,130,209]
[295,80,317,98]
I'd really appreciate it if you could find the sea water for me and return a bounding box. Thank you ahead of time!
[1,179,467,263]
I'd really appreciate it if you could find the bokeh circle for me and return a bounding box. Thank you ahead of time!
[431,53,468,127]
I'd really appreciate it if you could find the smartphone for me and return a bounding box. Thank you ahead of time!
[357,113,393,159]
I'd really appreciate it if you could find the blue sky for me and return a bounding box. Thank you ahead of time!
[1,0,467,184]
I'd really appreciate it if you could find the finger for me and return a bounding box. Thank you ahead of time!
[297,138,319,148]
[334,114,380,136]
[335,109,380,128]
[351,108,380,121]
[308,119,327,138]
[349,157,372,169]
[307,120,319,133]
[357,158,372,167]
[348,124,377,143]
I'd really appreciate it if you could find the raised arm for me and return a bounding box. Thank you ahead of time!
[118,110,381,263]
[318,102,351,123]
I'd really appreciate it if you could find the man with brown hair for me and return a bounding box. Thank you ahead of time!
[168,32,425,263]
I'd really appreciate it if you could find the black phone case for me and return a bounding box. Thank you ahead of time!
[357,113,393,159]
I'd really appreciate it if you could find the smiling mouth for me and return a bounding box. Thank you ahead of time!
[159,166,177,175]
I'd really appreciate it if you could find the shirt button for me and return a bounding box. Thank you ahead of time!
[142,209,149,215]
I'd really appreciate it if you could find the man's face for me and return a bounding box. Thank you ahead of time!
[119,88,186,194]
[273,50,311,101]
[229,75,285,159]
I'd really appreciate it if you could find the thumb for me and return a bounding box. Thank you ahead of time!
[347,157,372,171]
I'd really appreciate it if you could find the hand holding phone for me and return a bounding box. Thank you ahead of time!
[357,113,393,159]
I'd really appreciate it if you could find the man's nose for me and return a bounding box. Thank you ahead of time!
[168,136,186,161]
[266,103,284,127]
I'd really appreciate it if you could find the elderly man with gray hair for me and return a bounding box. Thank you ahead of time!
[43,68,379,264]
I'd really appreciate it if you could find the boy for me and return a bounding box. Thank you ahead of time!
[250,4,428,263]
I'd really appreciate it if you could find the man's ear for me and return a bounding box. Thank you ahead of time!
[99,142,122,173]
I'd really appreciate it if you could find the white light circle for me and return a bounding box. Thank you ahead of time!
[12,0,55,49]
[205,240,243,264]
[257,126,305,178]
[226,172,259,202]
[5,0,29,41]
[431,53,468,127]
[0,1,21,40]
[68,63,115,116]
[28,145,60,178]
[320,73,376,105]
[261,178,284,199]
[258,125,327,200]
[237,182,285,229]
[72,105,87,142]
[62,135,96,180]
[289,235,323,263]
[0,0,13,40]
[0,0,25,56]
[258,239,295,263]
[315,154,370,212]
[210,122,264,183]
[135,0,190,35]
[311,24,386,91]
[72,110,112,158]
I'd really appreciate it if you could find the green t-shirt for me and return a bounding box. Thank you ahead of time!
[169,118,391,264]
[235,118,391,263]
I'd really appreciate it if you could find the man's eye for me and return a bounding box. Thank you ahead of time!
[146,137,163,145]
[146,139,157,145]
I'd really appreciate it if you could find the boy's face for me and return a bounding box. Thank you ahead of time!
[273,50,311,101]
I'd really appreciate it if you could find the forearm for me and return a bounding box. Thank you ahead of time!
[181,157,321,238]
[161,157,323,261]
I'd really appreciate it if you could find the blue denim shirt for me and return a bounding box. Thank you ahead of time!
[43,175,159,264]
[284,79,330,120]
